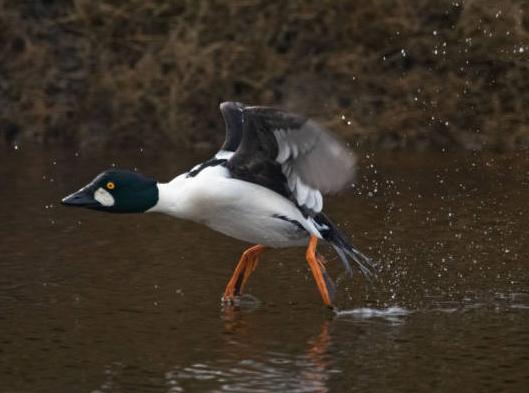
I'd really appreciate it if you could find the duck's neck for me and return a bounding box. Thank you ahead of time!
[147,176,191,219]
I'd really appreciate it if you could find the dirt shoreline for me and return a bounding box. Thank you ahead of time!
[1,1,528,151]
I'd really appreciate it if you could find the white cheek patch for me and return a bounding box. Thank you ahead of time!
[94,187,115,207]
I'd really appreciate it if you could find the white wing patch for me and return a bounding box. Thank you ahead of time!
[274,129,316,163]
[94,187,115,207]
[274,129,323,213]
[214,150,234,160]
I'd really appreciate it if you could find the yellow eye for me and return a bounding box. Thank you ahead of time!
[106,181,115,190]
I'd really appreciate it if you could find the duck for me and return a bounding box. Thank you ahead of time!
[61,102,374,307]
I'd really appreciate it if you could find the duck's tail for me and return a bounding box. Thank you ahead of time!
[312,212,376,280]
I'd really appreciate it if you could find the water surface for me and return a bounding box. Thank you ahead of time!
[1,147,528,392]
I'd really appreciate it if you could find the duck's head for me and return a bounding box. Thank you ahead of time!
[61,169,158,213]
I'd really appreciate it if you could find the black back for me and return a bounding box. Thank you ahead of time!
[226,106,307,203]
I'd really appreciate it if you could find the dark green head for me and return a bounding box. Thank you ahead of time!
[61,169,158,213]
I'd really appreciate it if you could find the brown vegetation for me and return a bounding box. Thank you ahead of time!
[1,0,528,150]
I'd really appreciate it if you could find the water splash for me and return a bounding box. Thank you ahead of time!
[334,306,410,319]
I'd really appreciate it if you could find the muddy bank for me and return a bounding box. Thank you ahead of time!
[1,0,528,151]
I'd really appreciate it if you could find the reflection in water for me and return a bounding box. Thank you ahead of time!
[304,321,332,393]
[166,308,333,393]
[1,148,529,392]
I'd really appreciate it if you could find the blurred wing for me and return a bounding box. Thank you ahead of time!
[227,106,356,215]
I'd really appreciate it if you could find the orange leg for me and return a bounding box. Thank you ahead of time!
[222,244,265,302]
[306,235,335,307]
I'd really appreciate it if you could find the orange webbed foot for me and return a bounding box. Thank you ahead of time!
[222,244,265,303]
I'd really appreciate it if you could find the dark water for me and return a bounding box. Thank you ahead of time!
[1,147,529,393]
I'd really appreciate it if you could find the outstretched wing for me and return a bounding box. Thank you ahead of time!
[227,106,356,215]
[186,102,244,177]
[218,101,245,153]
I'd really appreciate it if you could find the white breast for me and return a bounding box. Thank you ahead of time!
[150,166,319,248]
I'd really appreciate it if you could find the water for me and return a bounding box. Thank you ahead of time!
[1,147,528,392]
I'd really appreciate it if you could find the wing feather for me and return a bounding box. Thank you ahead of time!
[219,101,245,152]
[227,106,356,215]
[273,118,356,194]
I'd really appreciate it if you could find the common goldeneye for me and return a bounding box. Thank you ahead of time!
[62,102,373,307]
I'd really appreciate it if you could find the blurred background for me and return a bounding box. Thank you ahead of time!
[1,0,528,151]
